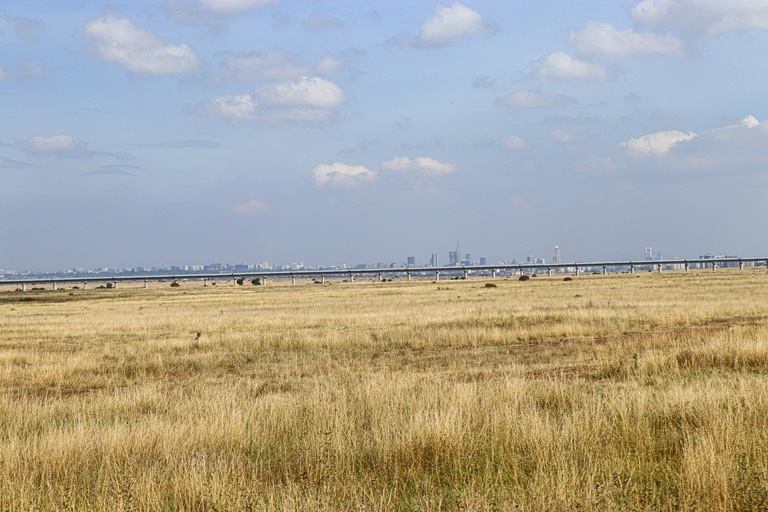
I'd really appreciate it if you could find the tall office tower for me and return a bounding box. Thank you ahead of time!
[480,257,487,265]
[449,241,461,266]
[553,246,561,263]
[527,255,533,263]
[657,252,662,261]
[430,253,439,267]
[407,256,416,266]
[645,247,653,260]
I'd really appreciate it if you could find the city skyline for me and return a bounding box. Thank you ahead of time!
[2,1,768,270]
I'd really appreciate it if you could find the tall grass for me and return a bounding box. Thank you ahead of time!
[1,270,767,510]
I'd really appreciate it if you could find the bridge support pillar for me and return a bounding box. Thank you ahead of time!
[203,279,207,287]
[658,264,662,273]
[22,283,27,292]
[603,266,607,275]
[292,275,296,285]
[575,267,580,276]
[435,271,440,281]
[492,269,496,278]
[378,273,383,282]
[144,280,149,288]
[685,263,689,272]
[630,265,635,274]
[321,275,325,284]
[52,282,57,291]
[463,269,468,279]
[83,282,87,290]
[113,282,117,289]
[740,261,744,271]
[263,277,267,286]
[350,274,354,283]
[547,268,552,277]
[713,262,717,271]
[407,272,411,282]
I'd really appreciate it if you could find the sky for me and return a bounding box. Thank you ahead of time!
[2,0,768,271]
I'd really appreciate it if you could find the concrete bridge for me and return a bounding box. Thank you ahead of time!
[1,257,765,291]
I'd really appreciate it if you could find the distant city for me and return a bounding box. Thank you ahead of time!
[0,243,749,280]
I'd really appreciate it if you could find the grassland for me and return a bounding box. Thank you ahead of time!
[1,270,768,510]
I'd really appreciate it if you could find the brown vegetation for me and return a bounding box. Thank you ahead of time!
[1,270,767,510]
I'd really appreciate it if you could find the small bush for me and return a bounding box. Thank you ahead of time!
[170,281,180,287]
[564,277,573,281]
[31,287,45,291]
[236,278,244,286]
[484,283,497,288]
[251,278,261,285]
[519,275,530,281]
[72,286,79,290]
[106,283,113,289]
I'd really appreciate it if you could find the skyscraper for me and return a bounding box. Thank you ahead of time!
[553,246,561,264]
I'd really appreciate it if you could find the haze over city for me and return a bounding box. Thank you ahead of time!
[2,1,768,272]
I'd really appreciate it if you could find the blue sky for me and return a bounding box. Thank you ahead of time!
[2,0,768,271]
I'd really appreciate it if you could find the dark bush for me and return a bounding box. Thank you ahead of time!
[236,278,244,286]
[251,278,261,285]
[170,281,180,287]
[564,277,573,281]
[106,282,113,289]
[519,275,530,281]
[484,283,497,288]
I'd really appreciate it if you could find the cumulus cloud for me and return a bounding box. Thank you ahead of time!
[312,162,376,186]
[570,21,685,57]
[631,0,768,37]
[417,2,489,47]
[166,0,277,22]
[197,76,345,121]
[619,130,697,156]
[535,51,612,81]
[501,135,530,150]
[315,55,345,76]
[15,135,88,157]
[550,129,575,142]
[218,50,310,82]
[382,156,457,176]
[232,199,271,215]
[255,76,344,108]
[83,15,200,75]
[495,89,576,109]
[0,60,46,81]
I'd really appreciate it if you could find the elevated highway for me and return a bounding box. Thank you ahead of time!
[1,257,765,291]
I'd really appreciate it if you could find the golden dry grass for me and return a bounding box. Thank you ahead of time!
[1,270,768,510]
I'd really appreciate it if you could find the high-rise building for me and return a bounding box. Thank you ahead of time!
[479,257,487,266]
[449,241,461,266]
[430,253,439,267]
[407,256,416,266]
[645,247,653,260]
[553,246,561,263]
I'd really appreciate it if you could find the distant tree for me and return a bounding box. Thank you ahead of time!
[170,281,180,287]
[236,278,244,285]
[251,278,261,285]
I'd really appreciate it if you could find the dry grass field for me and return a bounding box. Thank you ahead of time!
[1,270,768,511]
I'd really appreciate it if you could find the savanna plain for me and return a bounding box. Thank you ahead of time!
[1,270,768,511]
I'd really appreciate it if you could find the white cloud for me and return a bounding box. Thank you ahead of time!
[382,156,457,176]
[232,199,271,216]
[535,51,612,81]
[312,162,376,186]
[619,130,697,156]
[631,0,768,37]
[0,60,46,81]
[255,76,344,108]
[418,2,488,47]
[198,77,345,121]
[219,50,311,82]
[501,135,530,150]
[83,15,200,75]
[570,21,685,57]
[167,0,277,20]
[550,129,575,142]
[315,55,345,76]
[496,89,575,109]
[15,135,88,157]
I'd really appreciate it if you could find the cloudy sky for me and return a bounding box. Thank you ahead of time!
[2,0,768,271]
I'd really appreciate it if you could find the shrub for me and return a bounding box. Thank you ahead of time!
[236,278,244,286]
[251,278,261,285]
[106,283,113,289]
[484,283,497,288]
[519,275,530,281]
[564,277,573,281]
[170,281,180,287]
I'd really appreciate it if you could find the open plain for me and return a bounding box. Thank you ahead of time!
[1,270,768,510]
